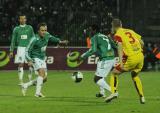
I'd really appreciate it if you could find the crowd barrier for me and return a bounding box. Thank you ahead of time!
[0,47,98,70]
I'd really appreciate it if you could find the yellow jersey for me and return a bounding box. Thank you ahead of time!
[114,28,142,57]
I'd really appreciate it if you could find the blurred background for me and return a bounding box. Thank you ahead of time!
[0,0,160,70]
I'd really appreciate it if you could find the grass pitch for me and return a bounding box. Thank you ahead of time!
[0,70,159,113]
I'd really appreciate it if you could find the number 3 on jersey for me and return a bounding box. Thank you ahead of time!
[125,32,135,44]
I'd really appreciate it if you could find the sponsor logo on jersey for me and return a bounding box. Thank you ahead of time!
[21,35,28,39]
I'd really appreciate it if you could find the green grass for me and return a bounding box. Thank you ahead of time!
[0,71,159,113]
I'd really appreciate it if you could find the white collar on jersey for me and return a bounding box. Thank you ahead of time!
[20,24,26,27]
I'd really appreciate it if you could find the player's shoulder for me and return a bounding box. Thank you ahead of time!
[115,28,123,35]
[116,28,133,35]
[123,28,139,36]
[12,25,21,33]
[125,28,141,37]
[32,37,39,44]
[45,32,52,38]
[32,35,40,41]
[125,28,135,33]
[34,34,39,38]
[45,32,50,35]
[95,33,108,39]
[114,29,124,42]
[91,33,99,40]
[13,25,20,30]
[26,25,33,29]
[97,33,107,37]
[31,36,36,41]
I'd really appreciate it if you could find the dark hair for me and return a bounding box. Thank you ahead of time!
[91,24,100,33]
[18,13,26,19]
[37,22,47,30]
[112,18,122,27]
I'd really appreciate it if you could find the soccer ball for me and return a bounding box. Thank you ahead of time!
[71,71,83,83]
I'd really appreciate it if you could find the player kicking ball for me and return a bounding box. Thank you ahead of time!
[21,22,68,97]
[78,24,116,98]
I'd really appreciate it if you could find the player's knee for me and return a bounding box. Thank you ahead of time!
[28,63,33,67]
[38,69,46,77]
[131,71,138,78]
[43,77,47,83]
[94,76,102,83]
[45,71,48,76]
[19,63,24,67]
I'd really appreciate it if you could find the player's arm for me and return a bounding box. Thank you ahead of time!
[25,37,36,63]
[9,28,17,58]
[117,42,123,67]
[81,37,97,60]
[114,35,123,67]
[134,31,144,48]
[49,33,68,46]
[139,38,144,48]
[108,37,117,49]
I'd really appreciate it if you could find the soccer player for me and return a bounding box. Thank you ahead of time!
[9,14,35,85]
[105,18,145,104]
[21,22,68,97]
[79,24,116,97]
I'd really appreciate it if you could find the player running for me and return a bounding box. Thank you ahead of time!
[9,14,35,85]
[78,24,117,98]
[21,22,68,97]
[105,18,145,104]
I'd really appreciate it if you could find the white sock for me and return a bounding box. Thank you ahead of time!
[28,67,33,81]
[18,67,24,83]
[35,71,39,76]
[97,78,111,92]
[45,71,47,77]
[36,76,43,95]
[25,79,37,88]
[100,87,105,95]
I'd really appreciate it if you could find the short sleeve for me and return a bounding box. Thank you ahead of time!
[114,35,122,43]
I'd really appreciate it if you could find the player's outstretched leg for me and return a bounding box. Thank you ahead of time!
[96,87,106,98]
[131,71,145,104]
[21,83,27,96]
[105,73,119,103]
[94,76,111,98]
[21,79,37,96]
[28,66,33,81]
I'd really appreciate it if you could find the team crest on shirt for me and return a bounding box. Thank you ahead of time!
[21,35,28,39]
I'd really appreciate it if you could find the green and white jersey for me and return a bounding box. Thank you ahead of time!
[26,32,60,61]
[10,24,35,52]
[81,33,116,61]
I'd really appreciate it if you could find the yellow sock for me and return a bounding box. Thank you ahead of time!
[132,76,144,97]
[110,73,118,94]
